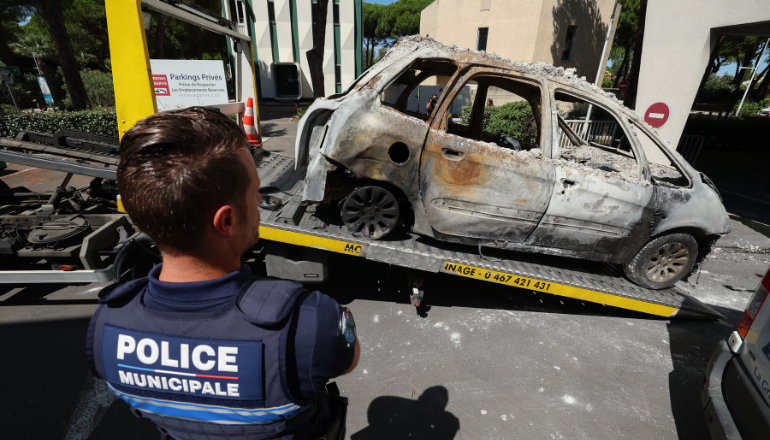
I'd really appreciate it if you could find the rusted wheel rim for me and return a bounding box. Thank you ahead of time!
[643,242,690,283]
[341,186,400,239]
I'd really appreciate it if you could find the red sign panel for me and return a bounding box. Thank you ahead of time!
[618,80,629,91]
[644,102,670,129]
[152,74,170,96]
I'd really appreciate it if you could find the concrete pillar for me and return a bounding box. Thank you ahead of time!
[635,0,770,147]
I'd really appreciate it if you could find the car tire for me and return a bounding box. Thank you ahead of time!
[623,233,698,290]
[340,186,400,239]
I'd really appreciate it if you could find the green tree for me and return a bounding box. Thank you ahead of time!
[75,51,95,70]
[9,33,53,77]
[22,0,111,71]
[382,0,432,40]
[623,0,647,108]
[363,2,387,68]
[362,0,432,68]
[24,0,90,109]
[610,0,639,88]
[723,36,765,88]
[0,2,34,69]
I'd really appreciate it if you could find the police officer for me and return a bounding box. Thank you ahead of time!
[87,107,360,440]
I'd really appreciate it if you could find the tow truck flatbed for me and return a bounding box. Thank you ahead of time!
[256,152,722,320]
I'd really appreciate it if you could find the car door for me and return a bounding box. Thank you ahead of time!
[419,68,555,243]
[525,87,654,257]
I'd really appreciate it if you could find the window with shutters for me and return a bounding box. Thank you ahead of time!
[562,26,578,61]
[480,0,491,11]
[477,28,488,52]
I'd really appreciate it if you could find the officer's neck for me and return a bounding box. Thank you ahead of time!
[158,245,242,283]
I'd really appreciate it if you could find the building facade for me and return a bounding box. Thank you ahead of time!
[239,0,363,100]
[420,0,619,85]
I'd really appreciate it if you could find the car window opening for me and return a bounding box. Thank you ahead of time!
[554,91,641,182]
[445,74,543,157]
[380,60,458,122]
[627,121,690,188]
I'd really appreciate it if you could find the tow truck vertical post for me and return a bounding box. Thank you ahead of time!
[105,0,158,140]
[105,0,260,140]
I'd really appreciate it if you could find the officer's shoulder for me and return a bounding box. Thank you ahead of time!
[236,276,310,325]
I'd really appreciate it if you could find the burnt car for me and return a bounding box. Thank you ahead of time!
[295,36,731,289]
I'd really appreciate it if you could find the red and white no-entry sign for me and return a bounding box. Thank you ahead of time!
[618,80,629,91]
[644,102,670,129]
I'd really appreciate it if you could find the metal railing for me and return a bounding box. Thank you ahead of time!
[558,120,619,148]
[676,135,704,166]
[558,120,704,166]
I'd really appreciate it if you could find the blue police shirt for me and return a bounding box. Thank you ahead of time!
[143,264,354,401]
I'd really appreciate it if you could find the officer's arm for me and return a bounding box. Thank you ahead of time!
[343,339,360,374]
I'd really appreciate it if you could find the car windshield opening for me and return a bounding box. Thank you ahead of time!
[628,121,690,187]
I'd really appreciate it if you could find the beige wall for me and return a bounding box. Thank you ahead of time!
[532,0,619,84]
[420,0,619,84]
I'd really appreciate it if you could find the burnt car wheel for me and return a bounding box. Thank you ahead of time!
[623,233,698,289]
[341,186,400,239]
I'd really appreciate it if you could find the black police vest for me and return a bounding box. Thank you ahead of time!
[87,277,327,440]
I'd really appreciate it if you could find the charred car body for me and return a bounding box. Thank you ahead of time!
[295,36,730,289]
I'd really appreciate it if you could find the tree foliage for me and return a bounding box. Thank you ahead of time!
[0,1,34,69]
[461,102,538,144]
[363,0,433,68]
[0,0,232,111]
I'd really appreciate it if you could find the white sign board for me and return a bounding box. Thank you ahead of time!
[149,59,228,111]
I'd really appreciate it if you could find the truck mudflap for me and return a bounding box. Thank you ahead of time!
[256,152,723,320]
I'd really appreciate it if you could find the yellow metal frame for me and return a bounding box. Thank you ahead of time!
[440,262,678,317]
[105,0,259,141]
[260,226,364,256]
[259,225,679,318]
[105,0,157,140]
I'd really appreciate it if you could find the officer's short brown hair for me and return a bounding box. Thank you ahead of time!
[117,107,251,253]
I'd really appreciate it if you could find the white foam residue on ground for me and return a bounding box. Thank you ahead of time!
[481,409,487,415]
[561,395,577,405]
[373,315,379,323]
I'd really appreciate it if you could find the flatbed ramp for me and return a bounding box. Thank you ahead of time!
[256,152,722,320]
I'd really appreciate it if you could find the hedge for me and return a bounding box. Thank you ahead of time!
[684,114,770,150]
[461,101,538,143]
[0,110,118,139]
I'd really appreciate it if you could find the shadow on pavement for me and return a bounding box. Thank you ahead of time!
[0,317,157,439]
[667,304,743,439]
[350,386,459,440]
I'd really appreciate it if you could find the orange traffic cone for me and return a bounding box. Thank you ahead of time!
[243,97,261,150]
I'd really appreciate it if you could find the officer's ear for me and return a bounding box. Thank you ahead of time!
[211,204,237,237]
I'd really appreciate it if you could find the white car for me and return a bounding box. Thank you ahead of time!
[703,266,770,439]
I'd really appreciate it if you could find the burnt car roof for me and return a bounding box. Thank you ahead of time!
[347,36,678,153]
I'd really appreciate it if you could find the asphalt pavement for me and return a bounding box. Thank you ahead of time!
[1,119,769,439]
